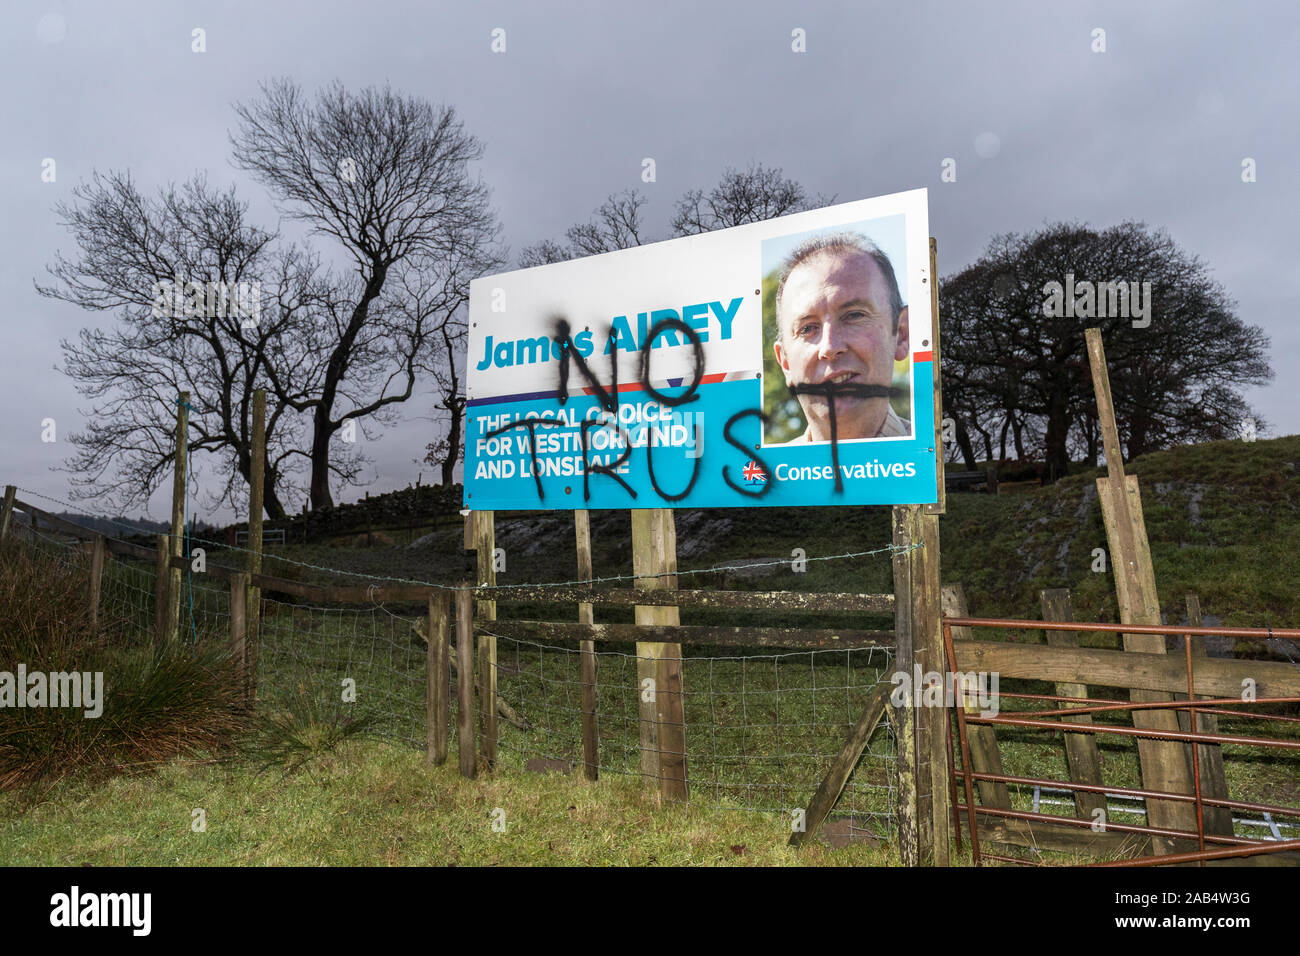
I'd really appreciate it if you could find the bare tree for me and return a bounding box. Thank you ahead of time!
[671,162,832,235]
[516,238,570,269]
[516,164,828,268]
[517,190,648,266]
[422,314,468,486]
[389,252,484,486]
[40,80,502,515]
[565,189,649,255]
[37,171,338,519]
[231,78,503,507]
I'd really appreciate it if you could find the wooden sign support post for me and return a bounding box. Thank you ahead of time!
[893,504,948,865]
[632,508,688,800]
[890,238,951,866]
[1085,328,1197,853]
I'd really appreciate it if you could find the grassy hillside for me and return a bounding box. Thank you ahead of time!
[946,434,1300,626]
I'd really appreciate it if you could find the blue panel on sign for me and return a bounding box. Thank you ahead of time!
[464,367,937,509]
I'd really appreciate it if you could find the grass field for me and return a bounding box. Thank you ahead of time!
[0,742,896,866]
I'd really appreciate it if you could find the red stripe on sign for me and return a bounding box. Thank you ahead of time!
[913,350,933,363]
[580,382,645,396]
[580,371,728,396]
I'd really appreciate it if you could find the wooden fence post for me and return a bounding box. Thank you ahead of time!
[88,534,106,638]
[474,511,497,770]
[153,533,170,647]
[456,584,476,779]
[229,572,248,700]
[0,486,15,543]
[893,504,949,865]
[1180,594,1234,836]
[247,388,265,700]
[575,509,599,781]
[427,592,451,766]
[941,584,1010,811]
[894,695,919,866]
[1086,329,1197,853]
[924,237,946,519]
[891,506,920,866]
[166,391,190,644]
[1038,588,1106,821]
[632,508,687,800]
[886,236,952,865]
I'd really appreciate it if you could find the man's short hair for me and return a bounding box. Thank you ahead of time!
[774,232,905,334]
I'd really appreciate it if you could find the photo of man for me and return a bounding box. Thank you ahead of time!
[762,227,912,444]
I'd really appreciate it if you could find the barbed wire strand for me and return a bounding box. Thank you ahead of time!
[13,485,920,593]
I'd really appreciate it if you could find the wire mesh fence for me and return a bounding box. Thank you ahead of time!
[485,635,897,837]
[3,503,898,840]
[246,596,898,838]
[98,548,157,640]
[255,596,429,747]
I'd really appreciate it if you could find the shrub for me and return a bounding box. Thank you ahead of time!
[239,682,376,778]
[0,539,250,792]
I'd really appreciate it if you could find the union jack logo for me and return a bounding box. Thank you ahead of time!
[742,460,767,483]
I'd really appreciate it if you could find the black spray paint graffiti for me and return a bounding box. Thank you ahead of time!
[485,319,898,500]
[785,380,897,494]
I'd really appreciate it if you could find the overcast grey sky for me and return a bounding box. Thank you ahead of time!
[4,0,1296,524]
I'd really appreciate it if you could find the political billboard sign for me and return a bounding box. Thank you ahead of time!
[464,187,937,510]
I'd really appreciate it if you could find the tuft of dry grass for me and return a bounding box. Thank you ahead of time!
[0,538,251,794]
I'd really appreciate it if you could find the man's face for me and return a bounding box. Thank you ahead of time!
[773,249,910,440]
